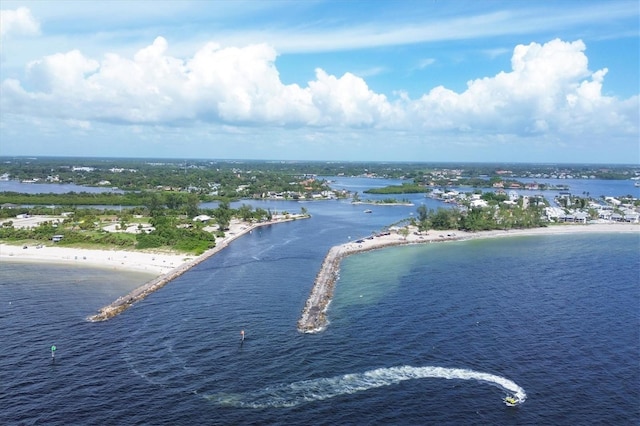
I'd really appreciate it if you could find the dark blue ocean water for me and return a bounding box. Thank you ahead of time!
[1,181,639,425]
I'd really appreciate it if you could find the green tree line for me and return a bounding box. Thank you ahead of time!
[415,204,546,233]
[0,201,299,255]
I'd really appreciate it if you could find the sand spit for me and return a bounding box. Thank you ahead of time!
[297,223,639,333]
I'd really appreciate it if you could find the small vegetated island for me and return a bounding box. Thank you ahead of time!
[349,182,426,206]
[363,182,429,194]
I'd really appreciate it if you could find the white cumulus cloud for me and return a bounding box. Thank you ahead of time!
[405,38,637,138]
[1,36,397,127]
[0,36,637,146]
[0,7,40,38]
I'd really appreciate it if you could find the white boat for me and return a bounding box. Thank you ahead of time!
[363,209,372,213]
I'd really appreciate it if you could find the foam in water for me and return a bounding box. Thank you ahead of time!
[206,365,526,408]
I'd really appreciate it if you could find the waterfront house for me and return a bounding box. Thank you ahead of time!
[544,207,564,221]
[598,210,613,221]
[470,199,489,208]
[193,214,212,222]
[574,212,589,223]
[610,213,624,222]
[622,211,639,223]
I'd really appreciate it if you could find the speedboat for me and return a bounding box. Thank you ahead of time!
[504,395,518,406]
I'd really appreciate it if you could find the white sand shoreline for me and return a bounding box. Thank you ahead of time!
[341,222,639,255]
[0,216,307,274]
[0,244,191,276]
[3,222,635,274]
[0,215,309,321]
[2,220,636,324]
[297,222,639,333]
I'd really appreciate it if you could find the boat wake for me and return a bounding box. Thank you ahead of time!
[206,365,526,408]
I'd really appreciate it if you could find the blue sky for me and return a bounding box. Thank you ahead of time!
[1,0,638,164]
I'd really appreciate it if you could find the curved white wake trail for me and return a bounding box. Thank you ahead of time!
[208,365,526,408]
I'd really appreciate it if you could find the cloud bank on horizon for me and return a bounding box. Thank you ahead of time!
[0,1,638,163]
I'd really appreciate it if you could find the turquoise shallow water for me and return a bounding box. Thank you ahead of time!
[2,177,639,425]
[2,220,638,425]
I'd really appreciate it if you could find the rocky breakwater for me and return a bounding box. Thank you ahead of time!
[297,245,346,333]
[296,224,640,333]
[88,215,310,322]
[297,229,460,333]
[87,248,221,322]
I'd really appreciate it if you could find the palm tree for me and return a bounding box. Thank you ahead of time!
[399,227,410,240]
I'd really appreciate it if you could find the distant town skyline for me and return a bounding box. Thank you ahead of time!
[1,0,638,164]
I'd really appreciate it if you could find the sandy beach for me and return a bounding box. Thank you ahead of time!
[0,216,298,274]
[297,222,639,333]
[0,215,308,321]
[4,221,635,276]
[338,222,639,255]
[0,243,193,275]
[2,219,636,325]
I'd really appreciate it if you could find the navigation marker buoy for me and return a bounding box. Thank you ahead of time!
[240,330,245,342]
[51,345,57,359]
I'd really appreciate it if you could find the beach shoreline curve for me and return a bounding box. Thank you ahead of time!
[297,223,639,333]
[1,215,309,321]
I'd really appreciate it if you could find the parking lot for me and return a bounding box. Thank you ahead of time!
[0,215,64,229]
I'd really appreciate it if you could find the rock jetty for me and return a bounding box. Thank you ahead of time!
[88,238,234,321]
[297,223,639,334]
[88,215,309,322]
[297,246,344,333]
[297,232,421,333]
